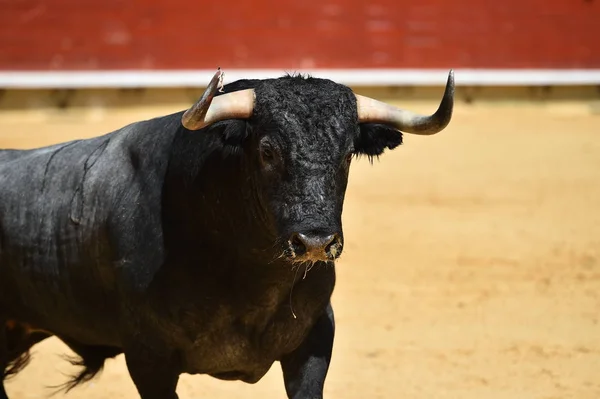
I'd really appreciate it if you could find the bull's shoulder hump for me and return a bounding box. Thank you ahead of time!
[0,111,182,179]
[85,112,183,182]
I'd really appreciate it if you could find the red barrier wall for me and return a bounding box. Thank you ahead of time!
[1,0,598,71]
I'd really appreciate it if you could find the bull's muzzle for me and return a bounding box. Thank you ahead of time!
[287,232,342,262]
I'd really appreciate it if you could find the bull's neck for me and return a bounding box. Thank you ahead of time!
[162,130,276,264]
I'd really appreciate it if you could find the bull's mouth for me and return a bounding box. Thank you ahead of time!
[284,232,343,263]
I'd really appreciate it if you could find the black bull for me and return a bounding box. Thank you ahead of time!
[0,69,454,399]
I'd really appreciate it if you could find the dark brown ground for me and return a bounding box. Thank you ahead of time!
[2,99,599,398]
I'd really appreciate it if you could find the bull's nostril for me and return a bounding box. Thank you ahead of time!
[290,233,307,256]
[324,234,342,259]
[288,232,342,260]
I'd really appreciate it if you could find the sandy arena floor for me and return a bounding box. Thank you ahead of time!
[1,99,599,398]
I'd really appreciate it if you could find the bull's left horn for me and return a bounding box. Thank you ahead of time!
[355,70,454,135]
[182,68,255,131]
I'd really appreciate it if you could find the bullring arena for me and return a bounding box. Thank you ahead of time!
[2,0,600,397]
[1,86,599,398]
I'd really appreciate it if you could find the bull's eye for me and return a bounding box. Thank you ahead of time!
[259,142,277,167]
[262,147,274,161]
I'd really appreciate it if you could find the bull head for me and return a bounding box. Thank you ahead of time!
[179,68,455,264]
[181,68,454,135]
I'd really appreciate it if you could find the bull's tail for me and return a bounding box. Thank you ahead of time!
[2,324,50,379]
[48,343,122,394]
[4,350,32,378]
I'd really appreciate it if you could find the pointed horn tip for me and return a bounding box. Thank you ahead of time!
[180,68,225,130]
[424,69,455,135]
[447,69,455,90]
[441,69,455,105]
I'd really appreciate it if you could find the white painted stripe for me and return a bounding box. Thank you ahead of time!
[0,69,599,89]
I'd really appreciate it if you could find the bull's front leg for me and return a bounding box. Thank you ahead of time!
[280,302,335,399]
[124,343,181,399]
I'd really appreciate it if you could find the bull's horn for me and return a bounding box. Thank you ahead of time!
[355,70,454,135]
[182,68,255,131]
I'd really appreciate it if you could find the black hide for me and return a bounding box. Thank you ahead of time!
[0,74,403,399]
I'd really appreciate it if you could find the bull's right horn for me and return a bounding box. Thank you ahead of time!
[182,68,256,131]
[355,70,455,135]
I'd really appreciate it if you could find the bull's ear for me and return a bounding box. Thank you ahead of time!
[355,123,403,159]
[200,119,249,157]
